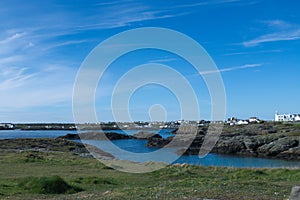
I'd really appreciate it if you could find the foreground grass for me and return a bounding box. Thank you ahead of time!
[0,151,299,200]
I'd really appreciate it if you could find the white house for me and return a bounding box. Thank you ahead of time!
[0,123,14,129]
[275,112,300,122]
[226,117,249,125]
[226,117,237,126]
[236,120,249,125]
[249,117,260,123]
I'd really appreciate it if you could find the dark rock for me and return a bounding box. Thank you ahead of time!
[99,132,133,140]
[146,137,172,148]
[146,125,300,160]
[243,135,277,152]
[289,186,300,200]
[257,137,299,156]
[0,138,115,160]
[171,128,178,134]
[212,137,246,154]
[133,131,162,140]
[57,132,133,140]
[176,125,199,135]
[177,146,200,155]
[277,146,300,160]
[56,133,80,140]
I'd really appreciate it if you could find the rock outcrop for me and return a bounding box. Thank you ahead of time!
[145,123,300,160]
[132,131,162,140]
[57,123,300,160]
[0,138,115,159]
[289,186,300,200]
[57,132,133,140]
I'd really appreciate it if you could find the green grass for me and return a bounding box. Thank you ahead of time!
[286,132,300,136]
[18,176,82,194]
[0,151,299,199]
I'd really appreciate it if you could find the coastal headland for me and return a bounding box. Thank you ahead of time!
[0,137,300,199]
[55,122,300,161]
[1,121,300,199]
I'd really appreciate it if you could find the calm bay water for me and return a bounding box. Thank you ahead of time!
[1,129,300,168]
[0,130,77,139]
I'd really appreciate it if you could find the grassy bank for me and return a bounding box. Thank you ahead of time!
[0,149,299,200]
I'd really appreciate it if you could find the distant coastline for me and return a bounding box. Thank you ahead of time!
[1,118,300,131]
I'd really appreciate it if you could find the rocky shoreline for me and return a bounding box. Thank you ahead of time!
[56,131,162,141]
[0,138,115,160]
[16,122,300,161]
[147,123,300,160]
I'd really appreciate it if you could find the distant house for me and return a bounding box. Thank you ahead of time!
[226,117,249,125]
[236,120,249,125]
[0,123,15,129]
[249,117,260,123]
[226,117,238,126]
[275,112,300,122]
[226,117,261,125]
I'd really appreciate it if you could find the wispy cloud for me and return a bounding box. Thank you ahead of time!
[73,6,185,31]
[243,20,300,47]
[243,29,300,47]
[0,29,78,110]
[0,55,24,65]
[94,1,122,7]
[0,32,25,44]
[174,0,242,8]
[148,57,179,63]
[0,32,35,56]
[200,63,263,75]
[0,67,36,91]
[262,20,293,29]
[0,1,191,115]
[223,49,282,56]
[42,39,91,51]
[0,64,76,108]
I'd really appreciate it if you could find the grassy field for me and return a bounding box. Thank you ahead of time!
[0,150,299,200]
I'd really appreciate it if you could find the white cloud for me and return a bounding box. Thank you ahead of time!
[42,39,91,52]
[243,20,300,47]
[0,32,34,56]
[243,29,300,47]
[0,55,24,65]
[223,49,282,56]
[0,32,25,44]
[200,63,263,75]
[0,65,76,108]
[0,67,36,91]
[148,57,179,63]
[174,0,242,8]
[72,7,183,31]
[263,20,293,29]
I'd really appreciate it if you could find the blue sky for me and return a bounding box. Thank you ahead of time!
[0,0,300,122]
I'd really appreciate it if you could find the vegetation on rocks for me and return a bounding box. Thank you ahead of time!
[147,122,300,160]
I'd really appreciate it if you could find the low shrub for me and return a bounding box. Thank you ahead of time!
[19,176,82,194]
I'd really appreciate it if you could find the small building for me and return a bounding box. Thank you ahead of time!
[249,117,260,123]
[226,117,238,125]
[236,120,249,125]
[275,112,300,122]
[0,123,15,129]
[226,117,249,125]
